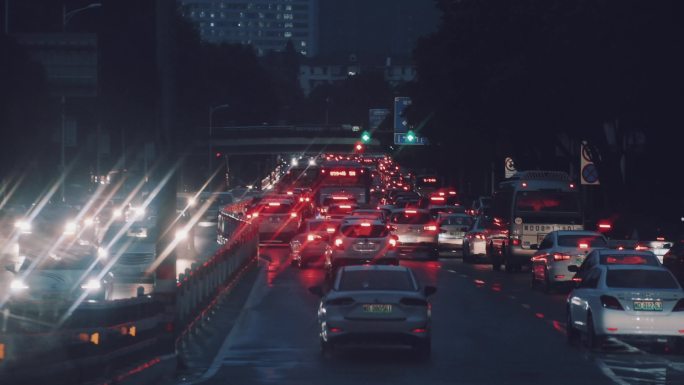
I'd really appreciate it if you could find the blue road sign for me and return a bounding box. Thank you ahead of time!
[393,97,411,134]
[581,163,599,184]
[394,133,428,145]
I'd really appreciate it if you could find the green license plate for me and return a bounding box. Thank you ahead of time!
[363,304,392,313]
[633,300,663,311]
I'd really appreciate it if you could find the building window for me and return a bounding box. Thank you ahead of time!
[283,13,293,20]
[284,31,292,38]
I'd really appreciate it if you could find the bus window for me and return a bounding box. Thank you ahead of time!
[514,191,579,213]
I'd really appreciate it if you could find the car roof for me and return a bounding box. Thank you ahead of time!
[341,217,384,225]
[340,265,409,273]
[391,208,430,213]
[602,264,669,272]
[439,212,471,218]
[553,230,604,237]
[593,249,656,257]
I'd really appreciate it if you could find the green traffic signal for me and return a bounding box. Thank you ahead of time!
[361,131,371,143]
[406,130,416,142]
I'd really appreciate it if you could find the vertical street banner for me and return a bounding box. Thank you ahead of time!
[393,97,411,134]
[580,141,600,185]
[504,157,516,178]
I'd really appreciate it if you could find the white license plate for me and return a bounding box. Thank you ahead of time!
[363,304,392,313]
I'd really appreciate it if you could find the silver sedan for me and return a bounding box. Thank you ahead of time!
[310,265,436,358]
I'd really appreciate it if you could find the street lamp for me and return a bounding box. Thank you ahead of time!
[63,3,102,30]
[58,2,102,202]
[208,104,230,174]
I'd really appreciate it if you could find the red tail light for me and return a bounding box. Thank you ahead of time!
[475,233,485,240]
[307,234,320,242]
[635,244,649,251]
[600,295,624,310]
[290,212,298,218]
[326,227,336,233]
[430,196,445,202]
[552,253,571,261]
[598,222,612,231]
[389,237,397,249]
[511,238,521,246]
[334,238,344,250]
[578,243,589,249]
[424,225,438,232]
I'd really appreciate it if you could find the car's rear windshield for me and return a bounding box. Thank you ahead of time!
[339,270,416,291]
[340,224,389,238]
[440,215,473,227]
[606,269,679,289]
[256,203,292,214]
[323,197,356,206]
[307,221,338,232]
[329,205,356,214]
[558,235,607,248]
[600,254,660,266]
[391,212,431,224]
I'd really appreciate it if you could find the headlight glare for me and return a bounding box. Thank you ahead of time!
[10,279,29,292]
[81,279,102,291]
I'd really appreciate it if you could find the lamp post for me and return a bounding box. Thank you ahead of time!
[208,103,230,174]
[58,2,101,202]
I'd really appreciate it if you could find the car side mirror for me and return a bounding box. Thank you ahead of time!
[567,265,579,272]
[529,244,538,250]
[423,285,437,296]
[308,286,324,298]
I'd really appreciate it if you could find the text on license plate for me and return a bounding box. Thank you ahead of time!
[633,300,663,311]
[363,304,392,313]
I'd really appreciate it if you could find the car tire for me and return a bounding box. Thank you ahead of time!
[584,313,602,350]
[566,310,580,345]
[320,339,335,357]
[492,255,501,271]
[462,244,471,263]
[542,268,553,293]
[414,339,431,359]
[530,269,539,289]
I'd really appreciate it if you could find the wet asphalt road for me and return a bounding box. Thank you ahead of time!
[175,248,684,385]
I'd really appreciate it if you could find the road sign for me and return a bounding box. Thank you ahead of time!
[504,157,516,178]
[369,108,390,129]
[393,97,411,134]
[580,141,599,185]
[394,133,428,145]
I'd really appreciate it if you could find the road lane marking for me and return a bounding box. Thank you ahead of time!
[179,263,268,385]
[521,303,531,309]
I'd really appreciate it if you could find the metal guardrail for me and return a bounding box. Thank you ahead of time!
[0,199,260,384]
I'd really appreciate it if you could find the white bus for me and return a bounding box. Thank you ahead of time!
[489,171,583,272]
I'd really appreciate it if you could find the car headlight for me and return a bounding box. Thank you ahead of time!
[81,279,102,291]
[133,207,145,217]
[14,220,32,234]
[188,197,196,207]
[97,247,108,259]
[84,217,96,227]
[10,279,29,292]
[64,221,78,235]
[175,228,188,241]
[113,208,123,218]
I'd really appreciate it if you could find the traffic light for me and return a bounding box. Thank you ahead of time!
[406,130,416,143]
[361,131,371,143]
[354,142,364,153]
